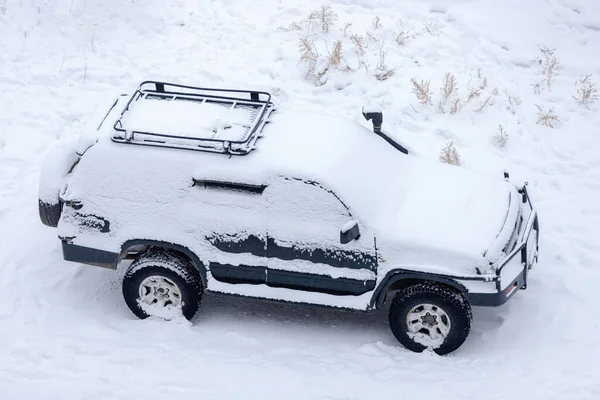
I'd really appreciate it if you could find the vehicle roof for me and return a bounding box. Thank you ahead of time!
[87,95,407,204]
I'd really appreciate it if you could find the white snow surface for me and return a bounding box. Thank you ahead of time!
[120,96,255,141]
[2,0,600,399]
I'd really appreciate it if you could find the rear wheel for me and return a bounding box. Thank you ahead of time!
[38,199,62,227]
[122,250,203,320]
[388,282,472,355]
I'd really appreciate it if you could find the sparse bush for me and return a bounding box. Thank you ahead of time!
[573,74,598,107]
[411,78,433,105]
[475,96,491,112]
[439,141,461,166]
[367,29,394,81]
[327,40,344,66]
[437,72,457,113]
[450,98,461,115]
[350,34,366,56]
[342,22,352,36]
[494,125,509,148]
[395,30,409,46]
[308,5,338,33]
[372,16,383,30]
[466,88,481,103]
[287,6,398,85]
[298,37,318,75]
[422,21,442,36]
[506,95,521,114]
[533,48,561,93]
[535,104,560,128]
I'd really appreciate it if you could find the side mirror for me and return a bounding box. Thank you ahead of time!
[340,221,360,244]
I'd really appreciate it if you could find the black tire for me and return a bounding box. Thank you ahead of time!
[122,250,203,321]
[388,283,472,355]
[39,199,62,227]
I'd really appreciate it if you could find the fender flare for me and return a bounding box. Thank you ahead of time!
[120,239,208,287]
[370,270,469,310]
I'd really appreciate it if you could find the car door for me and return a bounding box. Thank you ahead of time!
[264,177,377,295]
[193,179,268,285]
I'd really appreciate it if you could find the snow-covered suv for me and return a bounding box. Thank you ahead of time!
[39,82,539,355]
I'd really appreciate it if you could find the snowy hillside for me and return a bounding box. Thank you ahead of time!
[1,0,600,398]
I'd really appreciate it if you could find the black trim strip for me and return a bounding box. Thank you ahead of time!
[210,262,266,284]
[207,234,266,256]
[208,262,375,296]
[268,269,375,296]
[267,238,377,271]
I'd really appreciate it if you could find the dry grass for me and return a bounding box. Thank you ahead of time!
[494,125,509,148]
[475,96,491,112]
[532,48,561,93]
[410,79,432,105]
[395,30,409,46]
[287,6,398,85]
[367,29,394,81]
[350,34,366,56]
[450,98,461,115]
[423,21,442,36]
[372,16,383,30]
[439,141,461,166]
[466,88,481,103]
[540,48,561,91]
[342,22,352,36]
[573,74,598,107]
[535,104,560,128]
[308,5,338,33]
[375,61,394,81]
[531,81,542,95]
[299,37,318,70]
[327,40,344,66]
[506,95,521,114]
[437,72,457,112]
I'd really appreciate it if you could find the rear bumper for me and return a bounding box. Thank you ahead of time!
[62,241,119,269]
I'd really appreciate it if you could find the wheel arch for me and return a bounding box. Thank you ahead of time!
[371,270,468,310]
[120,239,208,287]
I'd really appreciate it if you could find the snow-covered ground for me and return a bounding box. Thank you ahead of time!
[1,0,600,398]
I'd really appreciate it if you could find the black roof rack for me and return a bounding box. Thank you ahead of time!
[111,81,275,155]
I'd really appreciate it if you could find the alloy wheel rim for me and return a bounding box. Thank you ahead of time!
[138,275,182,309]
[406,303,451,344]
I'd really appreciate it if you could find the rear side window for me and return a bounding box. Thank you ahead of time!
[265,178,350,225]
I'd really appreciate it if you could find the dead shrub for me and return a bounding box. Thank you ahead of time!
[308,5,338,33]
[573,74,598,107]
[535,104,560,128]
[439,141,461,166]
[494,125,509,148]
[411,78,432,105]
[327,40,343,66]
[437,72,457,112]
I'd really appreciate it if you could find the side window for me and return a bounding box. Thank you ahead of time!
[266,178,350,230]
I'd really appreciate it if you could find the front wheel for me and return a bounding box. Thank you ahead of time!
[388,283,472,355]
[122,250,203,321]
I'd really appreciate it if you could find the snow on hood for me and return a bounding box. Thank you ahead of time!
[391,158,513,261]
